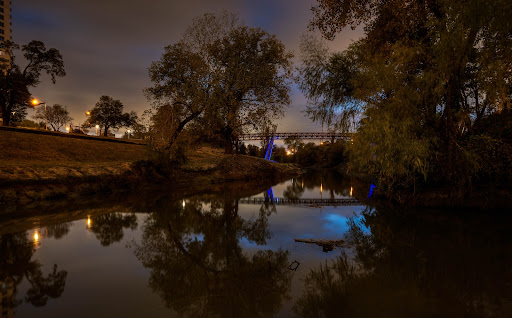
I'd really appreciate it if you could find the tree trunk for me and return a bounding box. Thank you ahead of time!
[2,111,10,126]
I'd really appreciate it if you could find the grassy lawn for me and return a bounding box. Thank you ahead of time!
[0,130,149,180]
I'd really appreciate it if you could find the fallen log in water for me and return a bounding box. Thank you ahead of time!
[294,238,346,252]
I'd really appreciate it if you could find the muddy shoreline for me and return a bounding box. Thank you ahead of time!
[0,155,303,210]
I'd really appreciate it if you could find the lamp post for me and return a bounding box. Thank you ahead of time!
[31,99,47,130]
[95,124,99,136]
[127,129,131,139]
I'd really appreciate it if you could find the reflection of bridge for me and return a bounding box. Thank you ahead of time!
[239,132,353,141]
[239,197,361,206]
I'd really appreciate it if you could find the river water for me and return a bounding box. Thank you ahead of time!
[0,169,511,317]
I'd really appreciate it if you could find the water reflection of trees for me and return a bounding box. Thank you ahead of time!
[284,170,354,199]
[295,208,512,317]
[89,213,138,246]
[0,232,67,311]
[134,199,291,317]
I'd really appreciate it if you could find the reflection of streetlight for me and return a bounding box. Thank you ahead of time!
[33,230,40,244]
[182,200,185,208]
[87,216,91,229]
[95,124,99,136]
[31,99,47,130]
[350,186,353,197]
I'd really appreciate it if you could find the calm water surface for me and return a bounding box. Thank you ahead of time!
[1,170,511,317]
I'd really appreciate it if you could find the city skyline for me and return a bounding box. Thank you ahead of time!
[12,0,363,134]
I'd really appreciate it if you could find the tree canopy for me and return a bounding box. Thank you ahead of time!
[33,104,72,131]
[145,12,293,155]
[0,41,65,126]
[87,95,136,136]
[300,0,512,193]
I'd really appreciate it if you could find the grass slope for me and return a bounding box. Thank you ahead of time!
[0,130,148,181]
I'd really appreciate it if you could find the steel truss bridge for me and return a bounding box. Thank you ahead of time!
[239,132,353,141]
[239,132,354,160]
[238,197,361,206]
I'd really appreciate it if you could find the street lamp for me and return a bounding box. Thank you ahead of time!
[127,129,131,139]
[31,99,47,130]
[95,124,99,136]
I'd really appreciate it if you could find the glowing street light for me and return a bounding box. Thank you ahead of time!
[65,126,70,133]
[127,129,131,139]
[95,124,100,136]
[87,216,92,229]
[31,99,47,130]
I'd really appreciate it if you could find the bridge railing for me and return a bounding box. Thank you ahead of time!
[239,132,353,141]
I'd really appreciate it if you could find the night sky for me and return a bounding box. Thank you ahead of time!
[13,0,362,134]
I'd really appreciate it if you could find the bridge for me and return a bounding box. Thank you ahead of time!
[240,131,354,160]
[239,197,361,206]
[239,132,353,141]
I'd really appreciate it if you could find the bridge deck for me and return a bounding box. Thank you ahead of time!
[239,132,353,141]
[238,197,361,206]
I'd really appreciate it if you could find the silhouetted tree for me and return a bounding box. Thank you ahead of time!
[146,12,293,155]
[88,96,136,136]
[0,41,65,126]
[33,104,72,131]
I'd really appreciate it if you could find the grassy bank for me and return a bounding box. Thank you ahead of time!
[0,129,301,205]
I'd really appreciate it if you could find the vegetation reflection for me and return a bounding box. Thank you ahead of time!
[294,208,512,317]
[0,232,67,312]
[134,198,291,317]
[88,213,138,246]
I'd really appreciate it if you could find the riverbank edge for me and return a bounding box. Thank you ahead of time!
[344,170,511,209]
[0,155,303,206]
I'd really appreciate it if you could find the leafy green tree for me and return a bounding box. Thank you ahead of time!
[204,26,293,153]
[145,12,239,154]
[0,41,65,126]
[33,104,72,131]
[146,12,293,155]
[300,0,512,192]
[88,96,136,137]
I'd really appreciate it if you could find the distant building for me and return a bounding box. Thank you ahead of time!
[0,0,11,60]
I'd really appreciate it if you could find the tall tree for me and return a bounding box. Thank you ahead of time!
[0,41,65,126]
[301,0,512,191]
[145,12,239,153]
[146,12,293,155]
[33,104,72,131]
[88,95,136,136]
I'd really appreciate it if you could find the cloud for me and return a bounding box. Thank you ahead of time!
[13,0,363,131]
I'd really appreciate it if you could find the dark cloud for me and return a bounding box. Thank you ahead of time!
[12,0,363,133]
